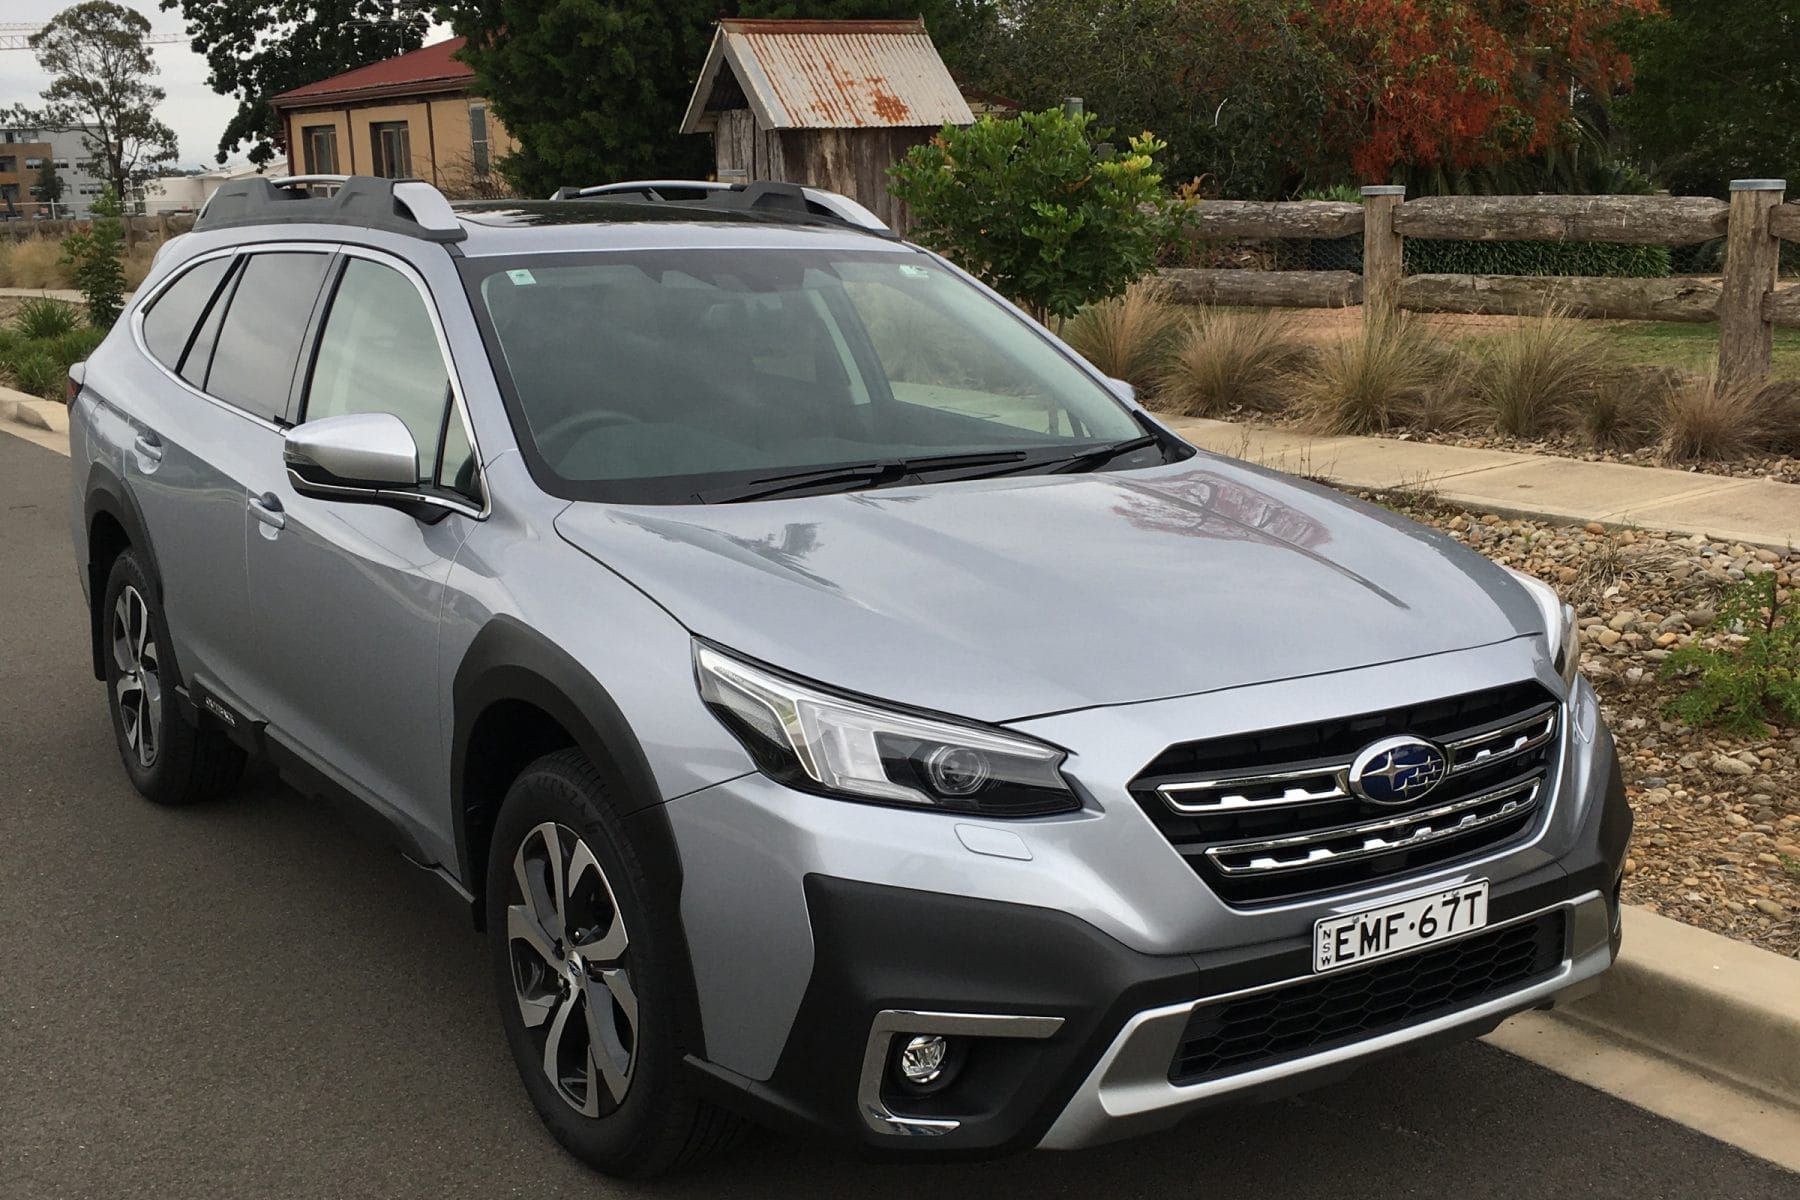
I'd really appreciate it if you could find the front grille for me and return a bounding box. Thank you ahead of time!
[1168,911,1566,1085]
[1129,681,1559,904]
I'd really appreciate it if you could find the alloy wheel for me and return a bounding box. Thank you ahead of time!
[111,584,162,770]
[507,821,640,1117]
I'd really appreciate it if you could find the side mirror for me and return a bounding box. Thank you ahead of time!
[284,412,419,496]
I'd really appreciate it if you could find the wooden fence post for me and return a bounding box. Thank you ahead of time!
[1361,185,1405,324]
[1718,178,1785,389]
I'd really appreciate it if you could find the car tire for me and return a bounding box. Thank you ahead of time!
[100,548,245,806]
[486,748,742,1178]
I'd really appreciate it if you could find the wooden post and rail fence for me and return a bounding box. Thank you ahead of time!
[1159,179,1795,390]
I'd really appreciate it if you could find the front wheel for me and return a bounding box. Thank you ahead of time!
[486,749,740,1177]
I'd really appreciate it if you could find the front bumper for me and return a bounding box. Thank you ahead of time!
[666,649,1630,1157]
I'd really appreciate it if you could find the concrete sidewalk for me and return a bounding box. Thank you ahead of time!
[1167,416,1798,551]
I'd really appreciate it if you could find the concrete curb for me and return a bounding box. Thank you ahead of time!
[0,386,69,434]
[1553,906,1800,1106]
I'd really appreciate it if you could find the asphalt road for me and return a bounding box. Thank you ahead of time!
[2,430,1794,1200]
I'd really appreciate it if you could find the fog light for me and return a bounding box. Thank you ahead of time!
[897,1034,950,1086]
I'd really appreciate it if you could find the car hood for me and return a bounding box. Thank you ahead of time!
[553,456,1542,722]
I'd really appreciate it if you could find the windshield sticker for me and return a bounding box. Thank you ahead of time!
[506,268,537,286]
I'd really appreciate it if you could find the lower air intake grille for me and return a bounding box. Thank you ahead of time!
[1168,912,1566,1086]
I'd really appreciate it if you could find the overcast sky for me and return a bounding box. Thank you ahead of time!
[4,1,450,170]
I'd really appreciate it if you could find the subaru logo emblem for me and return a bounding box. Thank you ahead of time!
[1347,736,1447,806]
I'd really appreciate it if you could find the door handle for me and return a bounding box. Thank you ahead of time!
[132,430,163,466]
[248,492,286,532]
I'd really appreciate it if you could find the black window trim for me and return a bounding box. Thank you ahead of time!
[129,241,339,434]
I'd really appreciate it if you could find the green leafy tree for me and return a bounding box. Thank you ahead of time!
[60,188,127,329]
[952,0,1331,198]
[32,159,66,210]
[442,0,720,194]
[160,0,433,166]
[889,108,1169,321]
[6,2,177,202]
[1661,573,1800,734]
[1616,1,1800,194]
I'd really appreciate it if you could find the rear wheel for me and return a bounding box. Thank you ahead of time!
[487,749,740,1177]
[100,549,244,806]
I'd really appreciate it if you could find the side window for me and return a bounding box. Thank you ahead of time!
[141,256,232,371]
[206,252,332,421]
[303,257,476,497]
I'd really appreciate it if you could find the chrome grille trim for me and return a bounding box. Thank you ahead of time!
[1158,767,1348,813]
[1203,777,1541,876]
[1444,704,1558,775]
[1155,705,1559,814]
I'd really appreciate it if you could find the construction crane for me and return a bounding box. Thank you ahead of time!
[0,22,187,51]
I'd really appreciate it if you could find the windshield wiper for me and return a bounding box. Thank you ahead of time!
[1046,434,1162,473]
[696,449,1028,503]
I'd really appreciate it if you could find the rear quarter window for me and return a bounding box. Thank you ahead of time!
[140,256,233,370]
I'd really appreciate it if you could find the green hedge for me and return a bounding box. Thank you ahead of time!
[1405,239,1672,278]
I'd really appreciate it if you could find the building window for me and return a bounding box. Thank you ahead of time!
[24,157,44,170]
[468,103,490,177]
[0,184,17,203]
[370,121,412,179]
[53,159,69,170]
[302,125,339,175]
[0,157,14,173]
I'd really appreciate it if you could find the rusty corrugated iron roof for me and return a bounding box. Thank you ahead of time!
[680,18,974,134]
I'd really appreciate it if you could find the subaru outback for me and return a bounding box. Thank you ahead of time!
[69,175,1630,1177]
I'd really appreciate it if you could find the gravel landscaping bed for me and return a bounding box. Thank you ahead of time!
[1357,489,1800,958]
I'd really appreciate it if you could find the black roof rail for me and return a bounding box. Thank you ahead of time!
[549,179,893,236]
[193,175,466,243]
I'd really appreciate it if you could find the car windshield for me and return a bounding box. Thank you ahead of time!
[460,246,1152,503]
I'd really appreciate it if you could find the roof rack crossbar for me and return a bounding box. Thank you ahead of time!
[192,175,467,243]
[549,178,892,235]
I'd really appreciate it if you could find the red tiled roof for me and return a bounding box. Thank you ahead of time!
[272,38,474,107]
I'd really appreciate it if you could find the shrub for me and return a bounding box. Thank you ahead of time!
[61,190,127,328]
[1661,573,1800,734]
[1659,373,1793,462]
[1578,366,1668,450]
[45,325,108,368]
[5,238,66,289]
[123,240,158,290]
[14,296,81,340]
[890,109,1169,322]
[1156,308,1311,417]
[7,351,65,400]
[1405,240,1672,278]
[1292,314,1462,434]
[1062,279,1181,391]
[1474,312,1615,437]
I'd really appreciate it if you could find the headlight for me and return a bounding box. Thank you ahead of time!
[694,643,1079,817]
[1505,568,1580,693]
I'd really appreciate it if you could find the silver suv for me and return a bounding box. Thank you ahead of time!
[69,175,1630,1177]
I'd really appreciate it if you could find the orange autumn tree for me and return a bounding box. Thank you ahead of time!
[1296,0,1660,180]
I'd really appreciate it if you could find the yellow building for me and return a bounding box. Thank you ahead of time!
[270,38,518,198]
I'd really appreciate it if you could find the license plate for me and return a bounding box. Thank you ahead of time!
[1313,880,1489,973]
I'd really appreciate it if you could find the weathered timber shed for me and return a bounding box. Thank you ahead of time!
[679,18,974,230]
